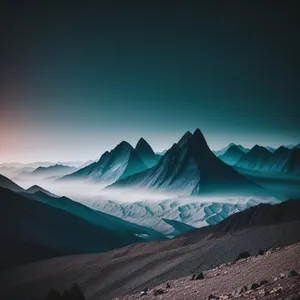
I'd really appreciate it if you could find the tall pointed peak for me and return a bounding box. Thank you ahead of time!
[137,137,147,143]
[178,131,192,147]
[185,128,211,154]
[191,128,208,145]
[135,137,151,149]
[135,137,155,154]
[97,150,111,163]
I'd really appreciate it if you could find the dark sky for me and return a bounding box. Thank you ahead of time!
[1,1,299,162]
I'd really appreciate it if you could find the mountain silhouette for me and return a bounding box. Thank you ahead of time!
[110,129,265,196]
[61,141,148,183]
[135,138,160,168]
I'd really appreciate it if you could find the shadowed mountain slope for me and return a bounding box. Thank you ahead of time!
[25,185,58,197]
[0,186,165,270]
[0,174,24,192]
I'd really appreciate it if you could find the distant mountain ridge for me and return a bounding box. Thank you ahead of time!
[235,145,273,170]
[219,144,246,165]
[110,129,265,196]
[234,145,300,176]
[31,164,77,178]
[214,143,249,156]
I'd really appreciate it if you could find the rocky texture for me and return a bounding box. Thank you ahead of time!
[112,243,300,300]
[1,222,300,300]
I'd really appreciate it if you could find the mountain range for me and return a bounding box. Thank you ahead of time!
[109,129,265,196]
[30,164,77,179]
[229,145,300,176]
[215,142,300,157]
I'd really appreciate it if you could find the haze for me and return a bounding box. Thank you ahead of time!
[1,1,299,163]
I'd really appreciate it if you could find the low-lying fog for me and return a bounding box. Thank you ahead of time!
[12,175,279,236]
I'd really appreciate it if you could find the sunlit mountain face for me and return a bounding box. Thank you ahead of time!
[0,2,300,300]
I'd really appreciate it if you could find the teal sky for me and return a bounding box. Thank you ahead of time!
[1,1,299,163]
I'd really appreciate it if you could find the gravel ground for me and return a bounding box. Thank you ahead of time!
[115,243,300,300]
[0,221,300,300]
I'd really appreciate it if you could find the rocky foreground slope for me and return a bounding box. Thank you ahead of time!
[1,220,300,300]
[114,242,300,300]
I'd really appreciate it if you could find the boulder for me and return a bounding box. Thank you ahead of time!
[285,270,298,278]
[195,272,204,280]
[256,249,264,256]
[235,251,251,262]
[259,280,268,286]
[247,283,260,290]
[153,289,164,296]
[208,294,219,300]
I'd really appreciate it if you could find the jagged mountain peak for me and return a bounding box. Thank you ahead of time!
[136,137,148,146]
[135,137,155,154]
[250,144,271,154]
[187,128,211,154]
[226,144,244,153]
[135,137,159,168]
[273,146,289,155]
[177,131,192,147]
[61,139,147,182]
